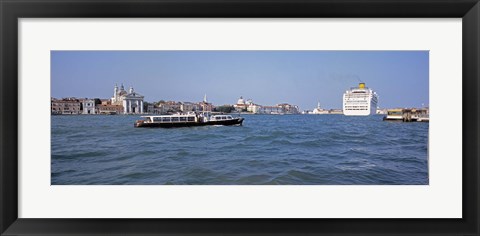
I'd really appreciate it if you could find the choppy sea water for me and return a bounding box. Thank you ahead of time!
[51,114,428,185]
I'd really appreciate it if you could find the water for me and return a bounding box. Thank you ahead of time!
[51,114,429,185]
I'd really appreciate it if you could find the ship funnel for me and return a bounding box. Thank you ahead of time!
[359,83,365,89]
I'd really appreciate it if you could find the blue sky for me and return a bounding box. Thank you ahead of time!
[51,51,429,110]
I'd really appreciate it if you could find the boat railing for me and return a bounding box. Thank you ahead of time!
[349,87,370,90]
[413,113,429,118]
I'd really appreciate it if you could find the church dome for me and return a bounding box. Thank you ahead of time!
[237,96,245,105]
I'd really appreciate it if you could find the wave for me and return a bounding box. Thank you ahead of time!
[51,115,429,185]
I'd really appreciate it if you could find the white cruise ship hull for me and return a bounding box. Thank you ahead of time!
[342,83,378,116]
[343,102,377,116]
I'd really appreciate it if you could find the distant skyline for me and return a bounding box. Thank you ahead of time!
[51,50,429,110]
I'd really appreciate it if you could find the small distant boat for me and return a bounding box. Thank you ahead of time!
[134,112,244,128]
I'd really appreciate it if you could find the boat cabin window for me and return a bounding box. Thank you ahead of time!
[180,117,187,122]
[388,111,402,115]
[188,117,195,121]
[213,115,234,120]
[161,117,170,122]
[172,117,180,122]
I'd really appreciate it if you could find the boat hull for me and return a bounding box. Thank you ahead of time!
[135,117,244,128]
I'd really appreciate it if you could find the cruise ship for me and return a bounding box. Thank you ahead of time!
[343,83,378,116]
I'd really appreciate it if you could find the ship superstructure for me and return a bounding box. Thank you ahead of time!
[343,83,378,116]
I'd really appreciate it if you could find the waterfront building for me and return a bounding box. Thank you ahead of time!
[199,101,213,112]
[256,103,300,114]
[101,99,111,105]
[247,103,262,114]
[51,97,82,115]
[258,105,284,114]
[198,94,214,112]
[152,100,206,114]
[343,82,378,116]
[82,99,96,114]
[122,87,144,114]
[146,106,164,115]
[96,104,123,115]
[147,104,155,114]
[277,103,300,114]
[157,101,182,114]
[111,84,144,114]
[234,96,248,112]
[181,102,200,112]
[235,98,262,113]
[111,84,126,104]
[310,102,329,114]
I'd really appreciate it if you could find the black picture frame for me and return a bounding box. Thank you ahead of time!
[1,0,479,235]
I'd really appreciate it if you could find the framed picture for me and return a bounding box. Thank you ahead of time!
[1,0,479,235]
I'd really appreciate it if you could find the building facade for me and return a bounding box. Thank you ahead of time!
[258,106,284,114]
[247,104,262,113]
[198,94,213,112]
[51,98,82,115]
[234,96,248,112]
[156,101,182,114]
[181,102,200,112]
[257,103,300,114]
[277,103,300,114]
[82,99,96,114]
[96,104,124,115]
[111,84,144,114]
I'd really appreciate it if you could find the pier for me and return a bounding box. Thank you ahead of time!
[383,108,429,122]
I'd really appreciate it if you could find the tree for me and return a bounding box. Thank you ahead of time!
[154,100,166,107]
[143,101,151,111]
[215,105,235,113]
